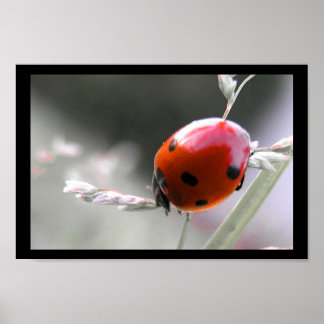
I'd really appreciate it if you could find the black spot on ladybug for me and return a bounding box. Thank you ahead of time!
[156,167,167,191]
[181,172,198,186]
[195,200,208,206]
[169,138,177,151]
[226,164,240,180]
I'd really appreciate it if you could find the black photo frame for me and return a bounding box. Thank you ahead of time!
[17,65,307,259]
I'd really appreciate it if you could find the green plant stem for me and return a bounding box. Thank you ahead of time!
[177,213,190,249]
[202,159,291,249]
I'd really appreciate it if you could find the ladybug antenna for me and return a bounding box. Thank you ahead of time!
[221,74,255,120]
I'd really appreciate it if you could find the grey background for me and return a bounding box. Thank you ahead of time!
[1,1,322,323]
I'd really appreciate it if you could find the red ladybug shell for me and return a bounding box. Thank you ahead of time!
[153,118,250,212]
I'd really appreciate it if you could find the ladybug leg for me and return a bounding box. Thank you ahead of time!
[235,149,252,192]
[235,147,253,192]
[235,148,253,192]
[152,172,170,215]
[235,174,245,191]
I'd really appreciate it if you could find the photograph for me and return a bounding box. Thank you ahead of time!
[4,2,321,323]
[17,65,307,258]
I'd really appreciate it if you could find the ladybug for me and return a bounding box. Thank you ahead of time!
[152,118,251,214]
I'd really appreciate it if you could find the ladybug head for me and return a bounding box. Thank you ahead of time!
[152,171,170,215]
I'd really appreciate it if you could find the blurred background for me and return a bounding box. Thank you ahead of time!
[31,74,293,249]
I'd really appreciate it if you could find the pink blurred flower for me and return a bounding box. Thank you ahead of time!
[36,150,55,163]
[53,137,81,157]
[31,165,45,176]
